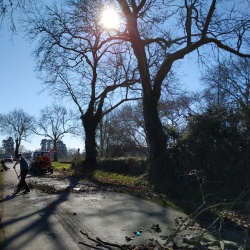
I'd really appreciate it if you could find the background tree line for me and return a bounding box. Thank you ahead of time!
[0,105,79,160]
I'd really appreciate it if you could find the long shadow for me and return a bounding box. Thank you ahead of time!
[0,175,80,250]
[0,193,20,203]
[3,170,245,249]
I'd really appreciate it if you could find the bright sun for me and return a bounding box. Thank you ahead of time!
[101,8,119,29]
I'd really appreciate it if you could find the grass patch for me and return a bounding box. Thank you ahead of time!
[53,164,182,210]
[93,170,149,188]
[92,170,181,210]
[52,161,72,171]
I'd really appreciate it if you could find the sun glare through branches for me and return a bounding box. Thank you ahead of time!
[101,8,120,29]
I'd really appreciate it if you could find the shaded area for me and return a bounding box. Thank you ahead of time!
[0,173,84,250]
[1,168,249,249]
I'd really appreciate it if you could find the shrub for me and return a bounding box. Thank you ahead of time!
[98,157,149,176]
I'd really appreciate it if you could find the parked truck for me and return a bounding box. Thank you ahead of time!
[29,148,56,174]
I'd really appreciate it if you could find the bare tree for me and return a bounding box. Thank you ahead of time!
[98,93,194,158]
[113,103,149,157]
[120,103,148,144]
[23,0,250,188]
[98,107,146,158]
[0,108,35,158]
[111,0,250,189]
[34,105,78,161]
[0,0,32,32]
[23,0,141,168]
[202,57,250,109]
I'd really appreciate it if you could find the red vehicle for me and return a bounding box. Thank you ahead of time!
[29,149,56,175]
[3,155,13,163]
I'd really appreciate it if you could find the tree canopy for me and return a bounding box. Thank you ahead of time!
[34,104,78,161]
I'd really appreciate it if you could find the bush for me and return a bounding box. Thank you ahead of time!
[97,157,149,176]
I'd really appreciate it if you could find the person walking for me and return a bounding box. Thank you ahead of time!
[13,154,30,194]
[33,153,44,172]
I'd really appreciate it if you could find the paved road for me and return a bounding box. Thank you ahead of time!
[0,162,211,250]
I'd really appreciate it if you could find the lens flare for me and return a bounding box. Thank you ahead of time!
[101,8,119,29]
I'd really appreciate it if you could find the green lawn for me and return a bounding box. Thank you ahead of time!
[52,161,72,171]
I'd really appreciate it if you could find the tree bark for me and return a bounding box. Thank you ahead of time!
[82,113,99,170]
[53,139,58,162]
[14,138,20,159]
[143,93,168,189]
[116,0,170,189]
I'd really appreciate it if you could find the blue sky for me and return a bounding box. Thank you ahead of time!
[0,15,202,153]
[0,25,85,152]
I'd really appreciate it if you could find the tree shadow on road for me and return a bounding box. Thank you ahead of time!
[0,175,83,250]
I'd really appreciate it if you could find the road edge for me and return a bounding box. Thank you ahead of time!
[0,171,5,243]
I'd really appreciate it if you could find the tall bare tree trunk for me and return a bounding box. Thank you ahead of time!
[53,140,58,162]
[143,92,168,190]
[124,32,169,189]
[14,138,20,159]
[99,120,104,158]
[82,113,99,170]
